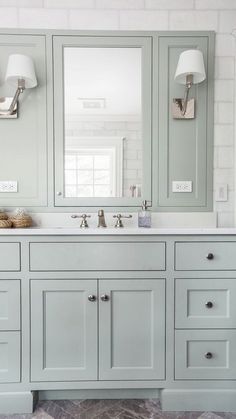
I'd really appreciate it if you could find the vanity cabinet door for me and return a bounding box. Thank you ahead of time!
[31,279,98,382]
[99,279,165,380]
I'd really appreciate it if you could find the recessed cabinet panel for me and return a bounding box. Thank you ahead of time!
[99,279,165,380]
[0,34,48,206]
[0,280,20,330]
[155,35,214,210]
[0,243,20,271]
[175,242,236,271]
[175,330,236,380]
[31,280,97,382]
[175,278,236,329]
[29,241,166,271]
[0,332,20,383]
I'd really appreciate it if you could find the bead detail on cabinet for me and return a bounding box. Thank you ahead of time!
[205,301,213,308]
[206,253,214,260]
[205,352,213,359]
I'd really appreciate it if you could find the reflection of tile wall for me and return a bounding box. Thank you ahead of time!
[2,0,235,225]
[65,119,142,198]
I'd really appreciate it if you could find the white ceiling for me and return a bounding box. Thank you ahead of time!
[64,47,142,116]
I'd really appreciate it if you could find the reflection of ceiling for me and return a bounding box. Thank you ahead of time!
[64,47,142,116]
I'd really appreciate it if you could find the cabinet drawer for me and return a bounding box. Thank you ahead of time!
[0,280,20,330]
[0,243,20,271]
[29,242,166,271]
[175,278,236,329]
[175,330,236,380]
[175,242,236,271]
[0,332,20,382]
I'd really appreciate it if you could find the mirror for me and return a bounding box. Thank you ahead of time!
[63,47,142,199]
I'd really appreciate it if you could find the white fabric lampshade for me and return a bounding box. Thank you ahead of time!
[174,49,206,85]
[5,54,37,88]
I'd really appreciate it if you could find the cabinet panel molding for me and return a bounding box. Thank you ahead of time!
[0,34,48,207]
[99,279,165,380]
[154,34,214,211]
[30,279,98,382]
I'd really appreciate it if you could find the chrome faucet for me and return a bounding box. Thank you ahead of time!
[97,209,107,228]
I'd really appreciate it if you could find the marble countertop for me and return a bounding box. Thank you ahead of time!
[0,227,236,235]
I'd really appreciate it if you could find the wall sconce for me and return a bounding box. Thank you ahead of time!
[0,54,37,119]
[172,49,206,119]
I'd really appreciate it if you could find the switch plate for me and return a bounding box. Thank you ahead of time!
[172,181,193,193]
[215,184,228,202]
[0,181,18,193]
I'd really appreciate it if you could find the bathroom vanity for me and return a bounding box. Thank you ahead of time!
[1,228,236,414]
[0,26,221,415]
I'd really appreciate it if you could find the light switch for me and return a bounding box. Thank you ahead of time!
[215,184,228,202]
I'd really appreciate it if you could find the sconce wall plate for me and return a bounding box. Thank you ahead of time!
[0,97,17,119]
[172,98,195,119]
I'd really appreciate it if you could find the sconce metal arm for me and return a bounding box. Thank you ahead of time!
[0,79,25,116]
[181,74,193,116]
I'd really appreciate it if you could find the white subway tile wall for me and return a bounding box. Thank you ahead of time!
[0,0,235,226]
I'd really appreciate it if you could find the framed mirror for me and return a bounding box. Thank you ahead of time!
[53,35,152,207]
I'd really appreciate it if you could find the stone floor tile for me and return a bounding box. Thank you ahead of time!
[197,413,224,419]
[1,400,236,419]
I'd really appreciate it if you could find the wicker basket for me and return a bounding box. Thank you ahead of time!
[0,219,12,228]
[0,212,8,220]
[10,215,32,228]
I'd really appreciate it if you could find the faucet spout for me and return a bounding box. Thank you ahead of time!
[98,209,107,228]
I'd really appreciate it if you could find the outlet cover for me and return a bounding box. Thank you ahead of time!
[0,181,18,193]
[172,181,192,193]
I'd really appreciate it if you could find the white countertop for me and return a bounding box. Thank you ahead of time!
[0,227,236,235]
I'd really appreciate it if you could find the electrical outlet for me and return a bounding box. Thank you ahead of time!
[172,181,193,193]
[0,181,18,193]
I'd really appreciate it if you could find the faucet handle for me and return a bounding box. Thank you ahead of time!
[71,214,91,228]
[113,214,132,228]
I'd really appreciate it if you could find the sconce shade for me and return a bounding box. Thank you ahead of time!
[5,54,37,88]
[174,49,206,85]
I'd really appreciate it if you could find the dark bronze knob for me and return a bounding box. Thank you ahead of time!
[206,253,214,260]
[88,295,96,302]
[101,294,109,302]
[205,301,213,308]
[205,352,213,359]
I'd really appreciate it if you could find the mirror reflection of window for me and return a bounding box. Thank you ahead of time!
[63,47,142,198]
[65,137,123,198]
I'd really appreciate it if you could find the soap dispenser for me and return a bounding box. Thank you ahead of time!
[138,200,151,228]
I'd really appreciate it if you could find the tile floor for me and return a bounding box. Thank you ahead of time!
[0,399,236,419]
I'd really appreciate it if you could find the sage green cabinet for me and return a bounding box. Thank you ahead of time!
[0,34,48,207]
[99,279,165,380]
[175,241,236,271]
[0,332,20,383]
[154,34,214,211]
[29,241,166,272]
[30,278,165,382]
[31,279,98,382]
[175,330,236,380]
[175,278,236,329]
[0,280,20,330]
[0,243,20,271]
